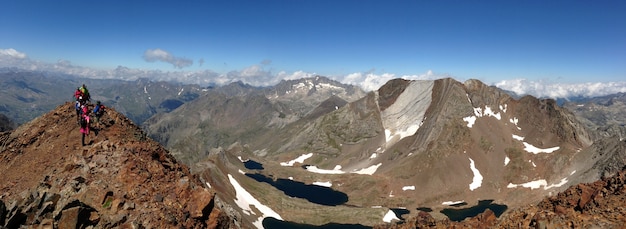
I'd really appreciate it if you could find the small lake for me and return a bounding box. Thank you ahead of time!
[246,173,348,206]
[263,217,371,229]
[243,159,264,170]
[440,199,507,222]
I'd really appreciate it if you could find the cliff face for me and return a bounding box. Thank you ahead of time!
[0,102,234,228]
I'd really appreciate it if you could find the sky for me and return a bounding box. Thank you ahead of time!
[1,0,625,97]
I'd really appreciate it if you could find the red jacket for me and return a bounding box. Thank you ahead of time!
[74,89,83,100]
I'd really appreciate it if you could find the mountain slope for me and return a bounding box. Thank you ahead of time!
[182,77,624,226]
[0,102,235,228]
[144,76,366,165]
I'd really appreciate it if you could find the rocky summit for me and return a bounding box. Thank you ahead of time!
[0,102,234,228]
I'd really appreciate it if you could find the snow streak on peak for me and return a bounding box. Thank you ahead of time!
[381,80,434,146]
[463,105,503,128]
[468,157,483,191]
[280,153,313,166]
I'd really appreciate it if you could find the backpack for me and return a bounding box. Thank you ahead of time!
[80,116,88,128]
[93,104,100,114]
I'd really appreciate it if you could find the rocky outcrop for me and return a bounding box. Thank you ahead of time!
[0,102,235,228]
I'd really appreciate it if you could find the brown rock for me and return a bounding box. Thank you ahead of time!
[578,185,595,210]
[57,207,80,229]
[187,188,214,219]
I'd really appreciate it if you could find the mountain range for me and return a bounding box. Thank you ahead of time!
[1,69,626,228]
[145,77,626,227]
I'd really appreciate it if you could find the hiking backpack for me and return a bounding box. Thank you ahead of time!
[80,116,88,128]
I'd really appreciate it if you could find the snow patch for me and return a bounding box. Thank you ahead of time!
[370,153,377,159]
[463,106,502,128]
[143,86,148,94]
[504,156,510,166]
[205,182,211,189]
[352,163,382,175]
[280,153,313,166]
[178,88,184,96]
[507,177,569,190]
[312,181,332,187]
[383,210,400,223]
[442,201,465,206]
[305,163,381,175]
[468,158,483,191]
[305,165,345,174]
[509,117,522,130]
[228,174,283,228]
[512,134,525,141]
[238,169,245,175]
[463,116,477,128]
[402,186,415,191]
[522,142,560,154]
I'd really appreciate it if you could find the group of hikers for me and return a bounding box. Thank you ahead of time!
[73,84,106,146]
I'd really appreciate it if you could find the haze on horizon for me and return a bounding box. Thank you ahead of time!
[1,0,625,98]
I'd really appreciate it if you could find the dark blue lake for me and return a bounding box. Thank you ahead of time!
[440,199,507,222]
[263,217,371,229]
[245,173,348,206]
[243,159,264,170]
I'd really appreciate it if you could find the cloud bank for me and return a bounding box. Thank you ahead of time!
[1,48,625,99]
[143,48,193,69]
[495,79,626,98]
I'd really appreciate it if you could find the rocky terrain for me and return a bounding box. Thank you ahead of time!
[377,165,626,228]
[0,102,236,228]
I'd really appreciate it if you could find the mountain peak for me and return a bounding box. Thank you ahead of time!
[0,102,233,228]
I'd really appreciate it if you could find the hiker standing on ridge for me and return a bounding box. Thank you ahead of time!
[93,101,105,129]
[74,87,83,101]
[75,99,83,122]
[79,84,90,103]
[80,105,91,146]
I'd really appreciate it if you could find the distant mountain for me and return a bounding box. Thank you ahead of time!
[145,77,626,226]
[143,76,366,165]
[562,92,626,141]
[0,69,205,125]
[0,102,235,228]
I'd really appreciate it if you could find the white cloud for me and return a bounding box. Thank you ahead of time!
[2,50,624,99]
[495,78,626,98]
[341,70,450,91]
[143,48,193,69]
[0,48,27,59]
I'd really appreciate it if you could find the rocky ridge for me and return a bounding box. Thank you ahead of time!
[0,102,235,228]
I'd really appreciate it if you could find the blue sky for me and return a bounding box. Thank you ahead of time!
[1,0,625,95]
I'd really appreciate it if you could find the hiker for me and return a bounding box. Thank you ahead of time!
[93,101,105,128]
[75,99,83,122]
[73,87,83,101]
[80,106,91,146]
[79,84,90,102]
